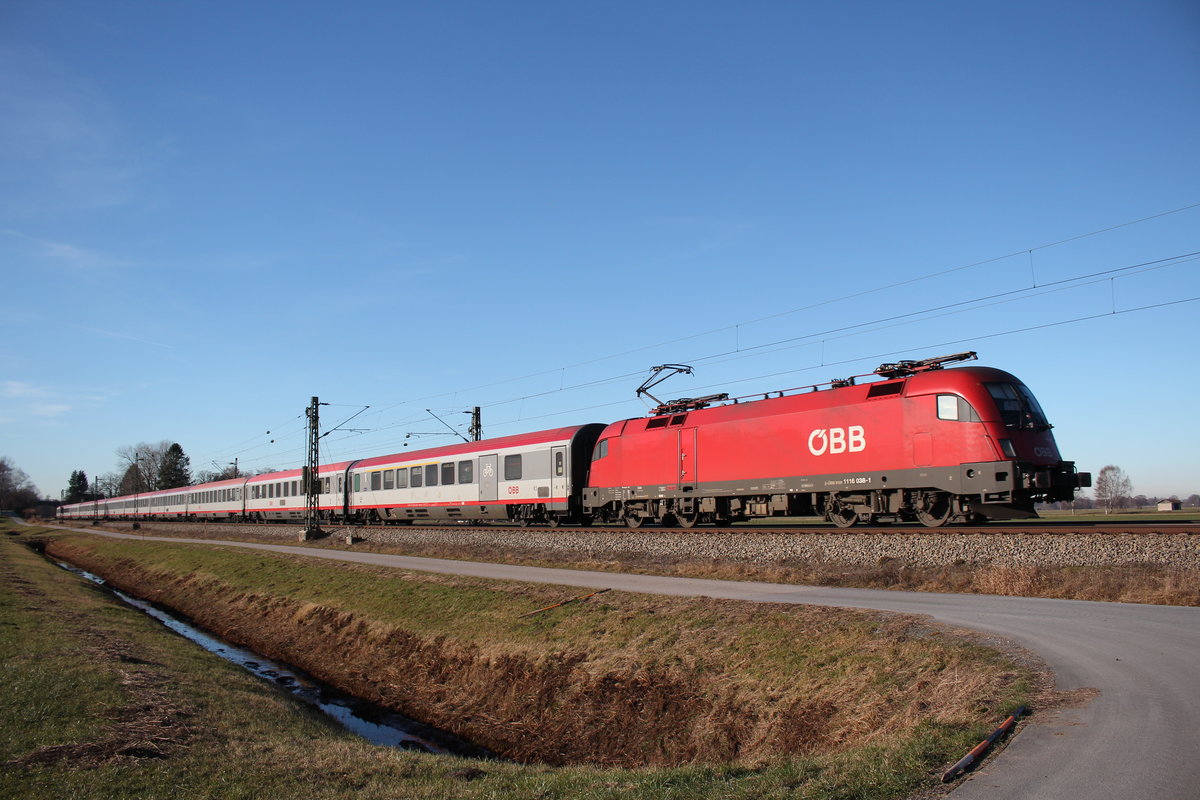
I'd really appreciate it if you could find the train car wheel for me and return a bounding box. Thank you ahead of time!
[625,514,645,529]
[546,516,560,528]
[676,513,700,529]
[915,493,954,528]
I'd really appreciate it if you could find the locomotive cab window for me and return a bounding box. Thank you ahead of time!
[986,382,1051,430]
[592,439,609,461]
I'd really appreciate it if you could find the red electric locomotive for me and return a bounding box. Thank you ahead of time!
[583,352,1090,527]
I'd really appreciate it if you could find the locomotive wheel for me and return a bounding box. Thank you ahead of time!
[675,512,700,529]
[625,514,645,529]
[827,497,859,528]
[915,493,954,528]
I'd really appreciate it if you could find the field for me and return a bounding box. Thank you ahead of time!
[1,518,1041,799]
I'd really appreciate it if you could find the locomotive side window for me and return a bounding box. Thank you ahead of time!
[426,464,439,486]
[458,460,473,484]
[937,394,981,422]
[592,439,609,461]
[504,454,522,480]
[410,467,423,488]
[441,462,456,485]
[646,417,669,430]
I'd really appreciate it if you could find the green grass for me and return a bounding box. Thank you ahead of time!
[1,518,1033,799]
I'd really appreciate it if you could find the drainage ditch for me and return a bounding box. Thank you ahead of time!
[54,559,493,759]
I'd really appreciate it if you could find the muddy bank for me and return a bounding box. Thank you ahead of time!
[43,535,1034,769]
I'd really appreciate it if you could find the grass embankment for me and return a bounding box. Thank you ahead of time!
[81,518,1200,606]
[4,520,1036,799]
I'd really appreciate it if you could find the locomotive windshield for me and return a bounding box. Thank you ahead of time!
[985,382,1051,430]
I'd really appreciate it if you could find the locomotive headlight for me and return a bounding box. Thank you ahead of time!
[999,439,1017,459]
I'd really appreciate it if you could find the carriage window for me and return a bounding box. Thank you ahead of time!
[426,464,439,486]
[396,468,407,488]
[323,477,331,494]
[410,467,423,488]
[383,470,394,490]
[458,460,473,484]
[441,462,456,485]
[291,480,298,496]
[353,473,361,492]
[337,475,344,493]
[555,451,564,477]
[504,454,522,480]
[370,471,382,491]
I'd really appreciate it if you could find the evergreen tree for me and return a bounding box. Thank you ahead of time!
[66,469,90,503]
[157,443,192,490]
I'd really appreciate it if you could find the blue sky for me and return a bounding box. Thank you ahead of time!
[3,0,1198,501]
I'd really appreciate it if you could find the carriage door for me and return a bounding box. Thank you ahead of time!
[678,428,697,489]
[479,454,498,502]
[551,446,567,501]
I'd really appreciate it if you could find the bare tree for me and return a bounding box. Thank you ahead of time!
[0,456,41,511]
[1093,465,1133,515]
[115,441,175,494]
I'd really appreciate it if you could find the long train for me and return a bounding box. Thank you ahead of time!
[58,353,1090,529]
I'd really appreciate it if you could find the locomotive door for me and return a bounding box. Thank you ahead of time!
[677,428,697,488]
[551,446,567,502]
[479,454,498,502]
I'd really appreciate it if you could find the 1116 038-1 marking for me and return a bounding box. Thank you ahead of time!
[808,426,866,456]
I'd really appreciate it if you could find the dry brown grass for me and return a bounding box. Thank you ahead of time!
[44,534,1036,770]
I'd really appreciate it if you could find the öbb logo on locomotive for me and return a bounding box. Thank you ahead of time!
[807,426,866,456]
[59,351,1091,529]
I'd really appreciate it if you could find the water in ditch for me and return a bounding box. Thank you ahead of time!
[56,561,492,758]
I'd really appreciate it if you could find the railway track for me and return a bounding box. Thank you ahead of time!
[83,518,1200,537]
